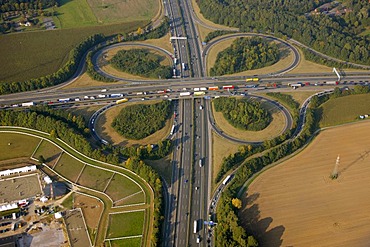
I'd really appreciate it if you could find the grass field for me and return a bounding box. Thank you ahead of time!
[33,140,62,165]
[0,21,145,83]
[77,165,113,192]
[110,238,141,247]
[106,210,145,238]
[319,94,370,127]
[87,0,158,24]
[206,38,294,77]
[54,153,86,182]
[211,99,286,141]
[282,91,316,106]
[240,121,370,247]
[55,0,97,28]
[211,132,240,192]
[95,100,172,146]
[0,133,40,161]
[104,173,143,204]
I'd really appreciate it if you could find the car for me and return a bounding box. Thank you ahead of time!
[185,179,188,183]
[196,235,201,243]
[195,186,199,190]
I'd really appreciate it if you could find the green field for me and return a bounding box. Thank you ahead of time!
[33,140,62,164]
[319,94,370,127]
[77,165,113,191]
[110,237,142,247]
[114,192,145,207]
[88,0,158,24]
[0,21,145,83]
[54,153,85,182]
[104,174,143,203]
[107,210,145,238]
[0,133,40,161]
[54,0,97,28]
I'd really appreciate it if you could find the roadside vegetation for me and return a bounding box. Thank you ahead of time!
[210,37,280,76]
[112,101,172,140]
[197,0,370,65]
[213,97,272,131]
[110,49,172,79]
[204,30,237,43]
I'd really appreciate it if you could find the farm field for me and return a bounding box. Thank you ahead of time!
[54,0,97,28]
[240,121,370,247]
[77,165,113,192]
[54,153,85,182]
[0,21,145,83]
[319,94,370,127]
[104,173,144,205]
[33,140,62,166]
[212,100,286,141]
[0,133,40,161]
[106,210,145,238]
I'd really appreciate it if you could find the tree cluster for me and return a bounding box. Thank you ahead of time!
[0,34,105,95]
[86,51,116,82]
[110,49,172,79]
[214,97,272,131]
[210,37,279,76]
[112,101,172,140]
[196,0,370,65]
[204,30,236,43]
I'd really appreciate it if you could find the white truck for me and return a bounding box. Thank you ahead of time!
[21,102,35,107]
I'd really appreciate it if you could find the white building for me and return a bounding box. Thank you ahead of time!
[0,165,37,177]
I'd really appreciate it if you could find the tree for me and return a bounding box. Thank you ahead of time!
[38,155,45,164]
[232,198,242,209]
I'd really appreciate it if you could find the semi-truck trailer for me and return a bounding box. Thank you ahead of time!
[193,220,197,233]
[116,98,129,104]
[180,92,191,96]
[21,102,35,107]
[325,81,339,85]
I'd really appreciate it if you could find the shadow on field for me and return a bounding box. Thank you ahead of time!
[239,192,285,247]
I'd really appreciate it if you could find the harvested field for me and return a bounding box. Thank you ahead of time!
[104,173,144,205]
[212,99,286,141]
[76,165,113,192]
[64,209,91,247]
[0,133,40,161]
[106,210,145,238]
[33,140,62,167]
[54,153,85,183]
[240,121,370,247]
[0,174,42,203]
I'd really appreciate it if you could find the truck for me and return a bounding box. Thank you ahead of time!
[246,78,259,82]
[98,94,106,98]
[157,90,167,94]
[200,87,207,91]
[222,85,234,90]
[180,92,191,96]
[110,93,123,98]
[199,159,203,167]
[193,88,200,91]
[170,124,176,135]
[58,98,70,103]
[289,83,302,88]
[174,58,177,65]
[182,63,186,70]
[208,86,219,91]
[21,102,35,107]
[325,81,339,85]
[193,220,197,234]
[116,98,129,104]
[222,175,232,185]
[194,91,205,96]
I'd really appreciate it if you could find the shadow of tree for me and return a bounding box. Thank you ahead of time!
[239,192,285,247]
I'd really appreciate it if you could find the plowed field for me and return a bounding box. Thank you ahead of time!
[240,121,370,247]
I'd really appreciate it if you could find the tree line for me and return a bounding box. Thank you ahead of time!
[112,101,172,140]
[196,0,370,65]
[0,33,105,95]
[210,37,280,76]
[214,97,272,131]
[110,49,172,79]
[204,30,237,43]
